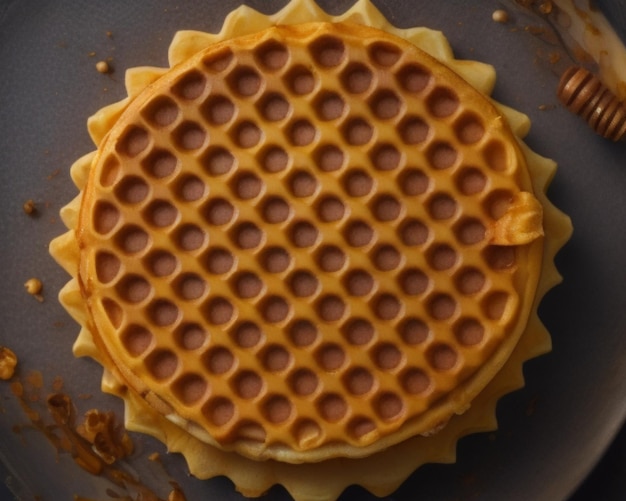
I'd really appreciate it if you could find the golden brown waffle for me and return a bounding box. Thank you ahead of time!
[51,5,572,497]
[61,20,549,463]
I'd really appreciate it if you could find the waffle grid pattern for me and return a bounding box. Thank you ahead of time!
[81,23,528,451]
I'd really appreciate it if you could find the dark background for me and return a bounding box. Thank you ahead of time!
[1,1,626,500]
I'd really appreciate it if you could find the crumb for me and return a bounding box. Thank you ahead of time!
[549,51,561,64]
[525,25,546,36]
[492,9,509,23]
[25,370,44,390]
[88,51,96,57]
[46,168,60,180]
[106,30,113,39]
[0,347,17,380]
[52,376,64,392]
[538,104,548,110]
[23,199,36,215]
[538,1,553,14]
[148,452,161,462]
[96,60,111,74]
[10,381,23,398]
[24,278,44,302]
[77,409,134,464]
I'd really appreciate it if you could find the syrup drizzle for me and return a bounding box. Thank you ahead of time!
[8,371,186,501]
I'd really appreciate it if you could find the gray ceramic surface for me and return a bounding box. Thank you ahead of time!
[1,1,625,500]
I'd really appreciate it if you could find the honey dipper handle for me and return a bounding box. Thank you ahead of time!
[557,66,626,141]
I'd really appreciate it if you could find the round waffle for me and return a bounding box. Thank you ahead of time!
[68,20,548,463]
[51,1,573,497]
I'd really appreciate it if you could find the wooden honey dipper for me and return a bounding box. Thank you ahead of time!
[557,66,626,141]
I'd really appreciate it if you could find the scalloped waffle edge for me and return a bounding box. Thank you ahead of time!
[49,0,572,499]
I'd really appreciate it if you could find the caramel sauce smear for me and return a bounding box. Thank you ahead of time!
[8,372,184,501]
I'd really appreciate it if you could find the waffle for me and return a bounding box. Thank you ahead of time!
[51,0,571,496]
[72,21,545,460]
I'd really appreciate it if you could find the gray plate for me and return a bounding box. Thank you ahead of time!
[1,1,625,500]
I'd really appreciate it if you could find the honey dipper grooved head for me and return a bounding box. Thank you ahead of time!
[55,19,554,465]
[558,66,626,141]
